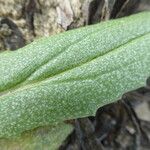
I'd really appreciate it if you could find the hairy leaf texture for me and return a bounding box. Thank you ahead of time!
[0,12,150,137]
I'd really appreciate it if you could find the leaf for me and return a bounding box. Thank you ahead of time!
[0,12,150,138]
[0,122,72,150]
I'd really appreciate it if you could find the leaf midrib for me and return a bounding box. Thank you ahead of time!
[0,32,150,98]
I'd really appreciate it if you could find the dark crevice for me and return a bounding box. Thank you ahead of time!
[111,0,128,18]
[0,18,25,50]
[23,0,41,36]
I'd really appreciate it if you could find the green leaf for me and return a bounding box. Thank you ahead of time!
[0,12,150,138]
[0,122,72,150]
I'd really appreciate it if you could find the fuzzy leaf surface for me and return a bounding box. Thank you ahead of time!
[0,123,72,150]
[0,12,150,137]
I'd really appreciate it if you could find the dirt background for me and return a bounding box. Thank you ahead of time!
[0,0,150,150]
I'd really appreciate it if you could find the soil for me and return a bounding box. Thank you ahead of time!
[0,0,150,149]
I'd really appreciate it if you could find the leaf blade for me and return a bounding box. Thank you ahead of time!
[0,123,72,150]
[0,12,150,138]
